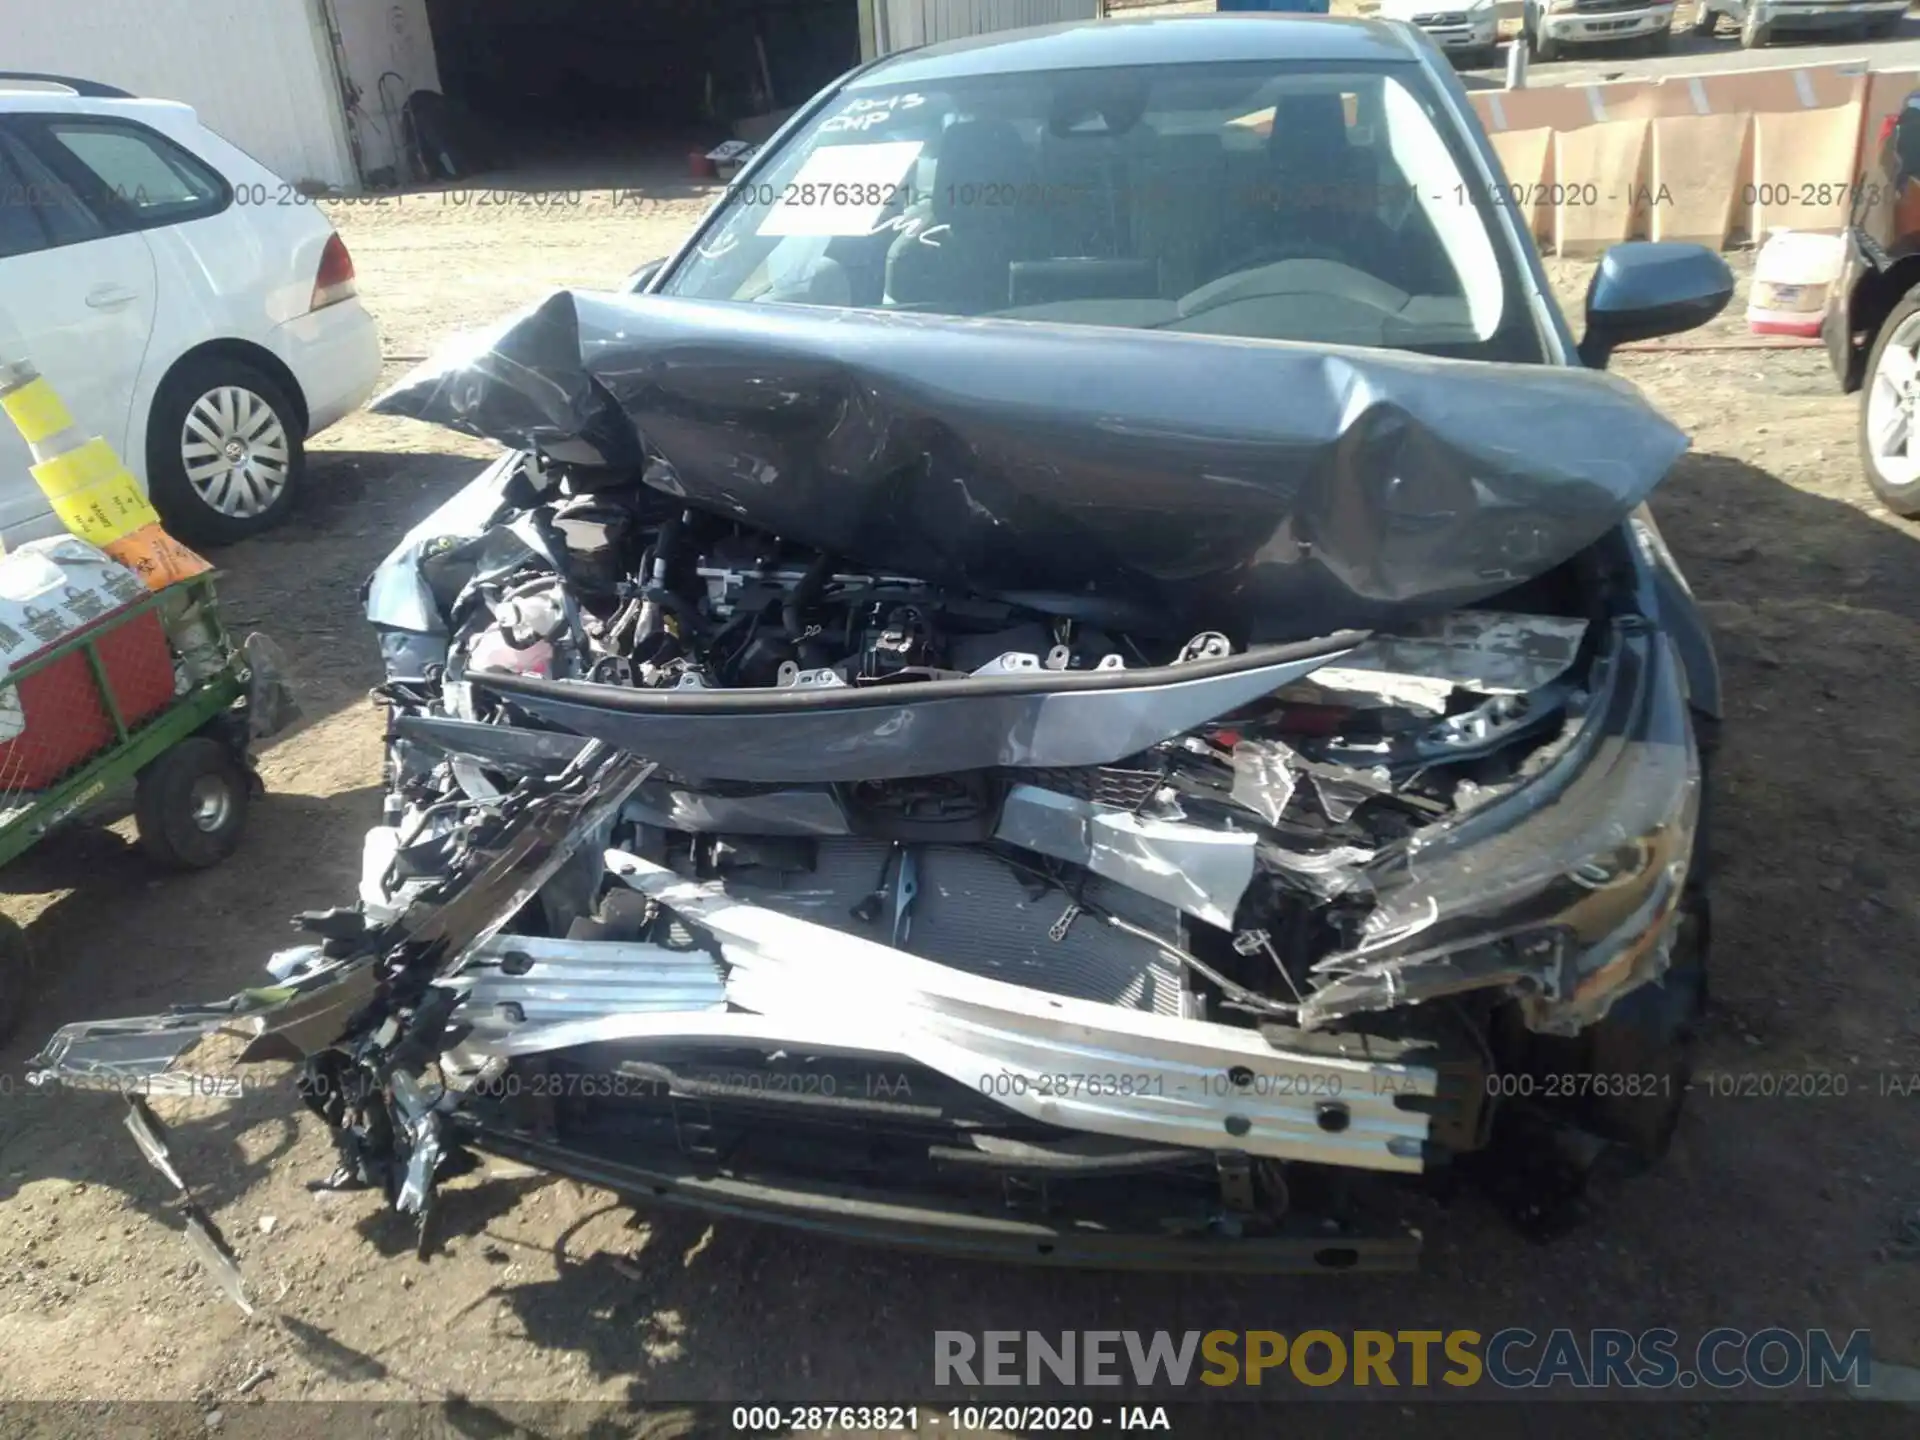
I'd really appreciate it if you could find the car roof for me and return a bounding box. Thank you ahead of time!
[0,88,200,125]
[849,14,1419,89]
[0,72,134,99]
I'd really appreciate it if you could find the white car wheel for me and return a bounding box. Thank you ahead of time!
[182,385,293,520]
[149,355,307,545]
[1862,302,1920,516]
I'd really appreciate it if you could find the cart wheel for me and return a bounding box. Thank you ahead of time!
[0,915,29,1043]
[136,738,250,871]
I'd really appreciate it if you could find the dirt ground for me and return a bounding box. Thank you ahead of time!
[1,158,1919,1428]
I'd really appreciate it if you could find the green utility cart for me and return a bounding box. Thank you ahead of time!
[0,573,271,1041]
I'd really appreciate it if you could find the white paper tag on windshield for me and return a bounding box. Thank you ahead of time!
[758,141,923,238]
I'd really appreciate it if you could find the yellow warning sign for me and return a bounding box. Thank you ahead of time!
[50,473,160,547]
[0,376,75,446]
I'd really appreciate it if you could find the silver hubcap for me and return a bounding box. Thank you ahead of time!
[1867,313,1920,489]
[181,386,291,518]
[189,775,233,833]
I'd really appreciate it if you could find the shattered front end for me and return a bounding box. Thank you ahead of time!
[30,293,1712,1274]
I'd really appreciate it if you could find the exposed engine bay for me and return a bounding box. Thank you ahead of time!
[29,292,1712,1280]
[372,445,1656,1029]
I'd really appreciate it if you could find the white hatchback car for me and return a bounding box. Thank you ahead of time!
[0,75,381,547]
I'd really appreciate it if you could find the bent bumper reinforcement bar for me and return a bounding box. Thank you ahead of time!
[480,850,1444,1173]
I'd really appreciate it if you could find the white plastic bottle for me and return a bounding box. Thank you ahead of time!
[1748,230,1847,338]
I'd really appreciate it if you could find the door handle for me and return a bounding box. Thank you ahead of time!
[85,284,140,309]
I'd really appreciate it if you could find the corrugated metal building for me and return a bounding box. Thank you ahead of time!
[0,0,1104,191]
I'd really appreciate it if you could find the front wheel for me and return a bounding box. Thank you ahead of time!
[1579,893,1710,1164]
[136,737,251,870]
[1860,290,1920,516]
[146,356,306,546]
[1689,1,1718,34]
[1739,9,1773,46]
[1643,21,1674,51]
[1530,24,1562,61]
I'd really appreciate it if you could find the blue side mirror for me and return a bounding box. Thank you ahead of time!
[1579,242,1735,368]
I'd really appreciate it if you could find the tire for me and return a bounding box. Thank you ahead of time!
[135,737,250,870]
[1504,883,1710,1169]
[1531,24,1562,61]
[0,915,29,1044]
[1689,1,1718,35]
[1859,288,1920,517]
[1579,890,1709,1164]
[1689,711,1721,887]
[146,355,306,546]
[1643,22,1674,51]
[1739,9,1772,46]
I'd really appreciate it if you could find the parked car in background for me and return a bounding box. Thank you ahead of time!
[1373,0,1502,64]
[1525,0,1676,59]
[1690,0,1906,47]
[0,75,380,547]
[1829,86,1920,516]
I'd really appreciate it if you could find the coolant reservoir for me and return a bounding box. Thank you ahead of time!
[1748,230,1846,338]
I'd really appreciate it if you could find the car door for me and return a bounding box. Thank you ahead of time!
[0,120,157,547]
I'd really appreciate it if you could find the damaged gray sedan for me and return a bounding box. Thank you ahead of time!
[32,17,1737,1273]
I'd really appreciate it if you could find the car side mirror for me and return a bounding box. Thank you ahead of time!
[1896,100,1920,176]
[624,258,667,294]
[1579,242,1734,368]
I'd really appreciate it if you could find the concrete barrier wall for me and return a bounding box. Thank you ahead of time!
[1469,63,1920,257]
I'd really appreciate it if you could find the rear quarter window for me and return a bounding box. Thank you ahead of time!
[0,148,46,258]
[0,129,108,253]
[34,118,229,230]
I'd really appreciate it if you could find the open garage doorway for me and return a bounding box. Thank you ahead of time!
[417,0,865,186]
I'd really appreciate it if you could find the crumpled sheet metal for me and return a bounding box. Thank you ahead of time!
[367,450,527,640]
[29,745,658,1091]
[1297,618,1698,1033]
[1346,612,1590,694]
[1283,612,1590,714]
[995,783,1257,930]
[374,290,1690,640]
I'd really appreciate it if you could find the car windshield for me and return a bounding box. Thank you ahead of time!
[661,59,1544,363]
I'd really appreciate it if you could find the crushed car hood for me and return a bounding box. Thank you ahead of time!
[373,291,1689,641]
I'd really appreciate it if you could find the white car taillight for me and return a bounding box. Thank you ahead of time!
[311,232,357,311]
